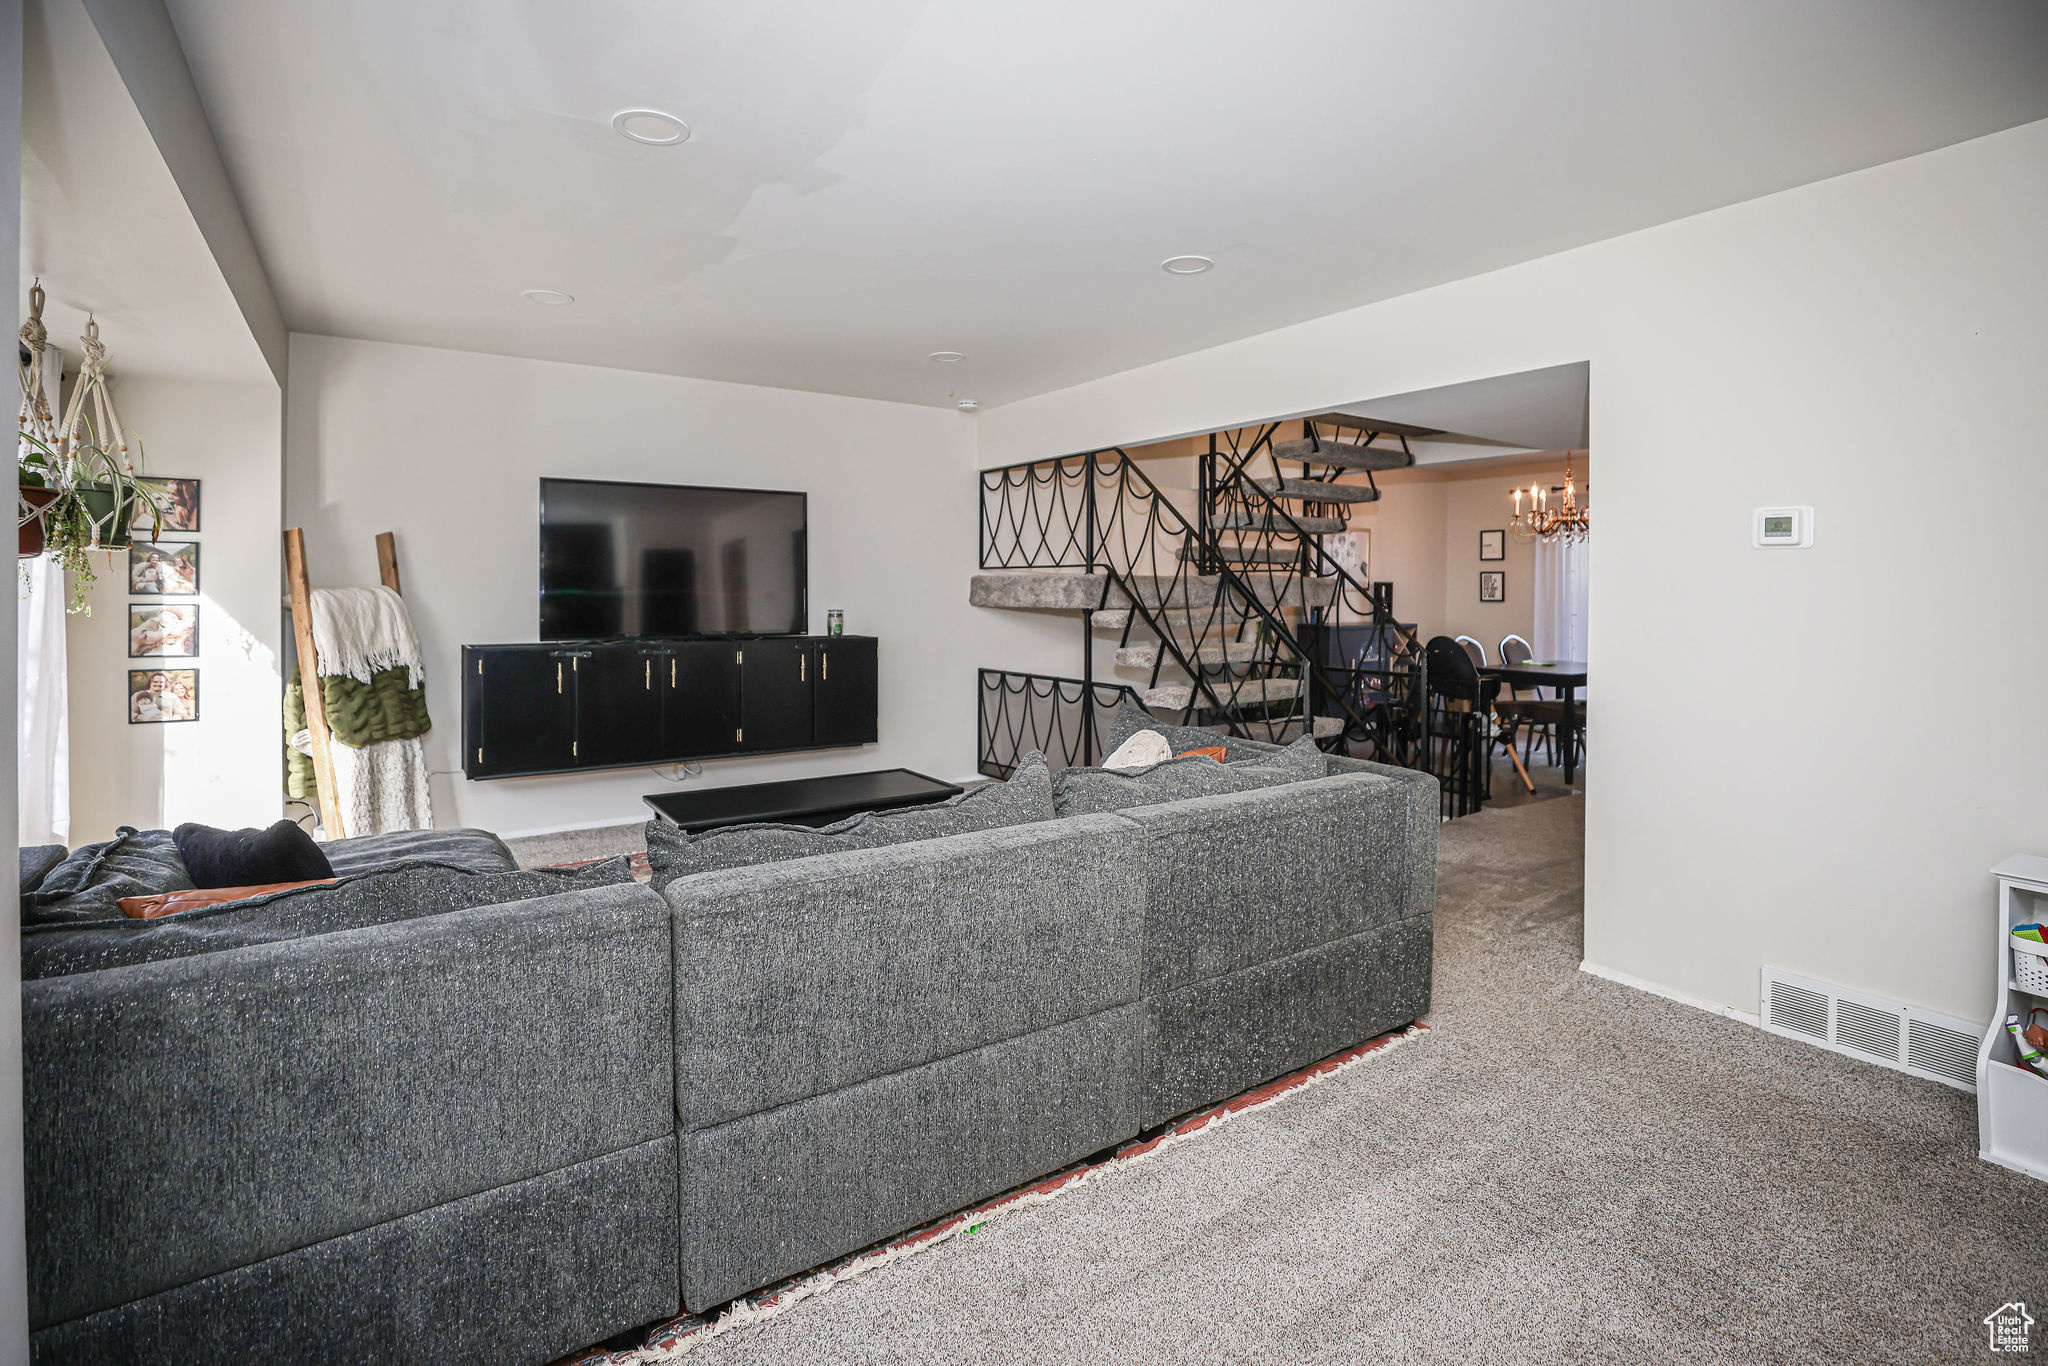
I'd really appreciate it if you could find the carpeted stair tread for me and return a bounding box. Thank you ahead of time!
[1249,477,1382,504]
[1179,543,1302,565]
[1268,437,1414,471]
[1115,639,1274,670]
[1139,678,1304,711]
[1215,508,1347,535]
[972,572,1334,613]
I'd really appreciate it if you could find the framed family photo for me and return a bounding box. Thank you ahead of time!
[129,604,199,657]
[1479,529,1505,561]
[1479,571,1505,603]
[136,476,201,532]
[129,541,199,594]
[129,669,199,724]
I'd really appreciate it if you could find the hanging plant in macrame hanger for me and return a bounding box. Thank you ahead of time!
[17,284,164,612]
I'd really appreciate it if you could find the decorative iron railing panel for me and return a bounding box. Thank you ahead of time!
[976,670,1140,779]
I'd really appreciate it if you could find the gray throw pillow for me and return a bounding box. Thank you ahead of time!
[646,752,1054,888]
[1102,699,1271,763]
[1051,735,1326,817]
[25,828,194,925]
[20,856,636,981]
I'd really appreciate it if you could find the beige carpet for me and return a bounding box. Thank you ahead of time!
[663,795,2048,1365]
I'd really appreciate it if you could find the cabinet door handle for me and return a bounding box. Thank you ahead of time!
[556,662,563,694]
[670,658,676,687]
[800,653,806,682]
[822,650,828,681]
[645,659,652,689]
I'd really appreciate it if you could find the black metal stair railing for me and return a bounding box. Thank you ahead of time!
[1196,424,1431,767]
[978,450,1388,773]
[976,670,1140,778]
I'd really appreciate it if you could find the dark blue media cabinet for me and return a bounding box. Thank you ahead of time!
[460,635,877,779]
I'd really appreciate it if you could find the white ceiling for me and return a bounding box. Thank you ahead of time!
[20,0,272,386]
[161,0,2048,408]
[1328,363,1590,459]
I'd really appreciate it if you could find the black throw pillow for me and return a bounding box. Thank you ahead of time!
[174,820,335,889]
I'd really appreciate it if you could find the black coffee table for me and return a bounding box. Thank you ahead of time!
[643,768,964,833]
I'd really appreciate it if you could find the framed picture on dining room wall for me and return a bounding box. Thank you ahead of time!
[1479,529,1505,561]
[1479,571,1505,603]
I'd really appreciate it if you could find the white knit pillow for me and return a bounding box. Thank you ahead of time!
[1102,729,1173,771]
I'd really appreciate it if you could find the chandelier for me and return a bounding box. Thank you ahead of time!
[1509,451,1589,543]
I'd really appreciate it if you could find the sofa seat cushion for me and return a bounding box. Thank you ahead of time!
[20,857,635,980]
[1102,700,1272,763]
[645,752,1053,887]
[1051,736,1325,817]
[323,826,520,877]
[174,819,334,889]
[25,828,193,925]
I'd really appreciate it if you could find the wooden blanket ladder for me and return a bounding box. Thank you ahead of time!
[283,528,402,840]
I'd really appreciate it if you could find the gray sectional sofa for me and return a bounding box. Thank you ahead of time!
[20,744,1435,1365]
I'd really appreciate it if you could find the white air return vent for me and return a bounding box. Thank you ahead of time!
[1766,979,1829,1040]
[1761,967,1983,1093]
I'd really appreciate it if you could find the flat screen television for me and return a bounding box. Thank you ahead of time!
[539,478,807,640]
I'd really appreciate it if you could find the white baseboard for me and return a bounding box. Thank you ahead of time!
[1578,960,1762,1027]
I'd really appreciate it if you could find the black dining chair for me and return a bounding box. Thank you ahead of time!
[1494,633,1559,766]
[1424,636,1510,816]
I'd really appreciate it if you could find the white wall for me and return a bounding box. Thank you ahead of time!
[1435,458,1581,653]
[979,119,2048,1025]
[285,334,984,836]
[62,377,282,841]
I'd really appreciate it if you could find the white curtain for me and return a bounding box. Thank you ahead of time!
[1532,536,1590,667]
[18,555,71,846]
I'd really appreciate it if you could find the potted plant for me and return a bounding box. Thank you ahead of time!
[18,422,163,614]
[17,308,161,612]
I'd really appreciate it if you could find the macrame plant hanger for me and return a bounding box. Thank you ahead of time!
[17,280,60,543]
[57,315,136,547]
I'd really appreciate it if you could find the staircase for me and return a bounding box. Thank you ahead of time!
[972,424,1429,778]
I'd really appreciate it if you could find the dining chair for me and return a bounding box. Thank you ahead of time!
[1492,633,1560,768]
[1454,635,1487,669]
[1424,635,1530,813]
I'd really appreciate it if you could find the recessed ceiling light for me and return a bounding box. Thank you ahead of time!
[611,109,691,145]
[522,289,575,305]
[957,399,980,411]
[1161,255,1214,275]
[929,351,965,363]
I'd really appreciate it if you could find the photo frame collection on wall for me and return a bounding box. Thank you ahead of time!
[127,478,202,723]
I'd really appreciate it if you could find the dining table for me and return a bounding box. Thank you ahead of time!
[1479,659,1588,784]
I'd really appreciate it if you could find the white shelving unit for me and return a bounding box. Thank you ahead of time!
[1978,853,2048,1182]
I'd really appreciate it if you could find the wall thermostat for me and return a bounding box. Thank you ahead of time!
[1752,506,1814,548]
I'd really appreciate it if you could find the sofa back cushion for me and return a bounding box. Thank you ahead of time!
[1051,736,1325,816]
[20,858,636,980]
[23,879,674,1331]
[666,811,1144,1132]
[646,751,1053,888]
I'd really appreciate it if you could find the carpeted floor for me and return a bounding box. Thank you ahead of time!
[658,795,2048,1365]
